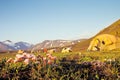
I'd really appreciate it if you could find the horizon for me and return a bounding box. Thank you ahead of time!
[0,0,120,44]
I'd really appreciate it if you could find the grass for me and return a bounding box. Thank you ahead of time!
[0,51,120,79]
[0,53,16,59]
[1,51,120,62]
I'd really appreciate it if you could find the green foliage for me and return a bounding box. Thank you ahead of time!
[0,51,120,79]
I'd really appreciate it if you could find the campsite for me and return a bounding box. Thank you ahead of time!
[0,0,120,80]
[0,19,120,80]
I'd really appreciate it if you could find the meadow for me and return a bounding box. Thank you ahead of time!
[0,51,120,80]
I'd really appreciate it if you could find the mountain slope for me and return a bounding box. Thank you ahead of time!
[0,42,9,51]
[95,19,120,37]
[31,39,85,50]
[72,19,120,51]
[32,40,74,50]
[15,42,33,50]
[0,40,33,52]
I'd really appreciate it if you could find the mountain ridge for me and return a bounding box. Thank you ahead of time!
[0,40,33,52]
[31,39,86,51]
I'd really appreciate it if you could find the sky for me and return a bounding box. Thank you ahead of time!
[0,0,120,44]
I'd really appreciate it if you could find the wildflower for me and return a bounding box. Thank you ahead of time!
[47,59,52,65]
[24,59,30,64]
[6,58,13,63]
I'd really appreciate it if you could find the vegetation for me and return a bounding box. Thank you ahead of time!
[0,51,120,80]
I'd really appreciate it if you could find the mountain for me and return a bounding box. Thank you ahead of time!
[3,40,15,47]
[72,19,120,51]
[0,40,33,52]
[15,42,33,50]
[95,19,120,37]
[0,42,9,51]
[32,39,86,51]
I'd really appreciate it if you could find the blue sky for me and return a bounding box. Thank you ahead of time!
[0,0,120,44]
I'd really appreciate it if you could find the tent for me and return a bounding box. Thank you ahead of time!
[18,50,24,54]
[87,34,120,51]
[61,47,72,53]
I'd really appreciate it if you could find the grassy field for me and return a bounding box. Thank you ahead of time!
[1,51,120,61]
[0,51,120,79]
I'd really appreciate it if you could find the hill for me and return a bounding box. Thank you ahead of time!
[95,19,120,37]
[31,39,86,51]
[72,19,120,51]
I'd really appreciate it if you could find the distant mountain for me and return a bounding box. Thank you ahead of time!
[3,40,15,47]
[0,40,33,52]
[0,42,9,51]
[15,42,33,50]
[32,39,86,50]
[72,19,120,51]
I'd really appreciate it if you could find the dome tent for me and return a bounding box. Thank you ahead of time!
[87,34,120,51]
